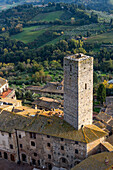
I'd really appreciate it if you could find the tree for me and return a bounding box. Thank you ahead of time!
[93,72,98,84]
[97,84,106,104]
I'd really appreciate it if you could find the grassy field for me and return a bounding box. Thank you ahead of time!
[86,31,113,44]
[31,10,72,22]
[11,25,48,43]
[31,11,64,22]
[11,23,105,44]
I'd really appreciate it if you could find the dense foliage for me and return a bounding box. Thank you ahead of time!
[97,84,106,104]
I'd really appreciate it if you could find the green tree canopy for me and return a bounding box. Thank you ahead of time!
[97,84,106,104]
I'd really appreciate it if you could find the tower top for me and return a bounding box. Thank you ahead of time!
[65,53,91,62]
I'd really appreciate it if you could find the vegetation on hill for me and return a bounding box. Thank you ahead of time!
[0,2,113,105]
[44,0,113,12]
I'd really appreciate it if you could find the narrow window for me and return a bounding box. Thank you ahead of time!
[85,83,87,89]
[61,146,64,150]
[61,138,64,141]
[75,149,78,154]
[48,154,51,159]
[33,133,36,139]
[30,132,36,139]
[19,134,21,138]
[4,152,8,159]
[47,143,50,147]
[32,159,36,165]
[38,160,40,166]
[20,144,22,148]
[75,141,78,144]
[22,154,27,162]
[9,133,11,138]
[10,144,13,149]
[10,154,15,162]
[70,65,72,72]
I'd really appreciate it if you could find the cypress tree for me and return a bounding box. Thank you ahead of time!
[97,84,106,104]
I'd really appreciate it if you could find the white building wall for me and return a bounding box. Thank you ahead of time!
[0,132,10,150]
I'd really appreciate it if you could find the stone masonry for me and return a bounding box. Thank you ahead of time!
[64,54,93,130]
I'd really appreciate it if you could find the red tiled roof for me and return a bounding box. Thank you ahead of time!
[1,89,12,98]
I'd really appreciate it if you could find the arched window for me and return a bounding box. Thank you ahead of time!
[32,159,36,165]
[10,154,15,162]
[22,154,27,162]
[4,152,8,159]
[59,157,68,167]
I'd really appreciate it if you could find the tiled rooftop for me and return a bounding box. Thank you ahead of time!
[101,142,113,152]
[0,77,7,88]
[0,110,107,143]
[96,112,112,123]
[72,152,113,170]
[1,89,12,98]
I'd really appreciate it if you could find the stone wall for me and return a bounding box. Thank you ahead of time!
[17,130,87,169]
[0,129,107,170]
[64,55,93,130]
[0,131,18,162]
[87,137,105,156]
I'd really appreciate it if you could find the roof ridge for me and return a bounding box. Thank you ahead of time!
[82,127,88,143]
[86,125,106,133]
[88,127,99,138]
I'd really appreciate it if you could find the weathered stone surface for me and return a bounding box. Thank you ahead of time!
[64,54,93,130]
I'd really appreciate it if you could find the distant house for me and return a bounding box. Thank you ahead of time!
[108,79,113,84]
[32,97,63,111]
[0,77,8,95]
[0,77,16,99]
[26,80,64,96]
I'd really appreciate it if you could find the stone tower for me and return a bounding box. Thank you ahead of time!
[64,53,93,130]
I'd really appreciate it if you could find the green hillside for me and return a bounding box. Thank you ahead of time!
[86,31,113,44]
[31,11,65,22]
[11,26,48,43]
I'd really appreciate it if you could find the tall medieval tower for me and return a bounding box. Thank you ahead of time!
[64,53,93,130]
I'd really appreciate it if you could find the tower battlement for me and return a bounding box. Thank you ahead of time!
[65,53,91,61]
[64,53,93,130]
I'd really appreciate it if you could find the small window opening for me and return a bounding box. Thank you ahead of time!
[31,141,35,147]
[75,149,78,154]
[20,144,22,148]
[61,146,64,150]
[85,83,87,89]
[70,65,72,72]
